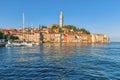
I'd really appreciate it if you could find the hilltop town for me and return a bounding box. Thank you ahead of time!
[0,11,109,44]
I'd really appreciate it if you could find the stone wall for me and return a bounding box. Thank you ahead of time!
[91,34,109,43]
[42,33,109,43]
[14,32,109,44]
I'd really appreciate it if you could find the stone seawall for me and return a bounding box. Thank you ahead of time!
[41,33,109,43]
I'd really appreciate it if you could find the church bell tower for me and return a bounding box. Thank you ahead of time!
[60,11,63,28]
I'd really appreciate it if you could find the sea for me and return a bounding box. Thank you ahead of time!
[0,42,120,80]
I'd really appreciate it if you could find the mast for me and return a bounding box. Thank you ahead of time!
[22,13,25,42]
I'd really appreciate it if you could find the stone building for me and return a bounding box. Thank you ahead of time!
[91,34,109,43]
[42,33,61,42]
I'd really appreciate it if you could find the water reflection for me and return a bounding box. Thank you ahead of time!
[4,43,108,62]
[0,43,120,79]
[41,43,77,59]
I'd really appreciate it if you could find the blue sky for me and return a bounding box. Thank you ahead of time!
[0,0,120,41]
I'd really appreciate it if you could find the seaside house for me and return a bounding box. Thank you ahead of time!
[91,34,109,43]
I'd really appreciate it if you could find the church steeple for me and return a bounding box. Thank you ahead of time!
[60,11,63,28]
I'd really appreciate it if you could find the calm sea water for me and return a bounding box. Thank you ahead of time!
[0,42,120,80]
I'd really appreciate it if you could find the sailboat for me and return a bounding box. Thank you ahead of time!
[6,13,32,47]
[20,13,34,47]
[20,13,39,47]
[5,40,21,47]
[6,13,39,47]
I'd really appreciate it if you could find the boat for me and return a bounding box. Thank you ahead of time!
[0,39,6,47]
[6,13,31,47]
[21,42,33,47]
[5,13,39,47]
[5,40,22,47]
[5,41,38,47]
[20,13,39,47]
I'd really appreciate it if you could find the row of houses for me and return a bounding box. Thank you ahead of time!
[42,33,109,43]
[1,28,41,43]
[1,27,109,44]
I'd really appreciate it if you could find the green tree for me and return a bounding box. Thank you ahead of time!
[41,25,47,28]
[0,31,3,39]
[63,25,77,31]
[51,25,58,30]
[6,35,19,41]
[10,36,19,40]
[78,28,90,34]
[63,25,91,34]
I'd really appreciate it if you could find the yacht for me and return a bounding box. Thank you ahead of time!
[20,13,39,47]
[5,40,21,47]
[0,39,6,47]
[6,13,39,47]
[5,40,38,47]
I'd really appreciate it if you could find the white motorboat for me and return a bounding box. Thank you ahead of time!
[21,42,33,47]
[5,41,22,47]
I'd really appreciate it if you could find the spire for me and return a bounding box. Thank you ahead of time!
[60,11,63,28]
[60,11,63,16]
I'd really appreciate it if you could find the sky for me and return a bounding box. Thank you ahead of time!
[0,0,120,42]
